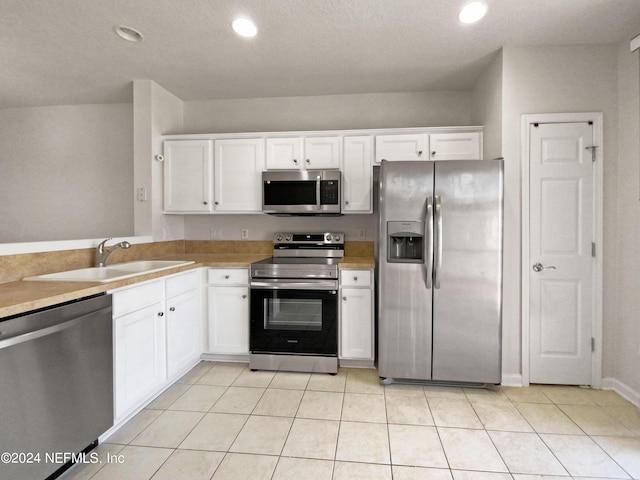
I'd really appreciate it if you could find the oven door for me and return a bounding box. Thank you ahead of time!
[250,280,338,355]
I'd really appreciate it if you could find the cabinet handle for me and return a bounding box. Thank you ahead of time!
[169,307,175,312]
[158,312,164,317]
[293,158,298,164]
[432,151,436,156]
[345,200,349,205]
[418,150,423,156]
[343,296,347,301]
[242,294,247,299]
[225,274,230,279]
[215,201,219,205]
[353,276,358,281]
[306,159,310,163]
[203,201,208,205]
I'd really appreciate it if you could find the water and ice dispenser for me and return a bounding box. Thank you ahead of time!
[387,221,424,263]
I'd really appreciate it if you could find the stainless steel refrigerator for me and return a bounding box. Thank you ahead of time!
[378,159,503,385]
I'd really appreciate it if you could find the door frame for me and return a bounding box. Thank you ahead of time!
[520,112,604,388]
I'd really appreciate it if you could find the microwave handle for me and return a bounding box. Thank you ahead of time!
[316,175,321,211]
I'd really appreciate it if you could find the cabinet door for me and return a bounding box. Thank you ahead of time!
[207,286,249,354]
[304,136,341,169]
[266,137,303,170]
[214,138,264,212]
[342,136,373,213]
[114,302,166,420]
[340,287,373,360]
[163,140,213,212]
[429,132,482,160]
[375,133,429,163]
[166,288,202,379]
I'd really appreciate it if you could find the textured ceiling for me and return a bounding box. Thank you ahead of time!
[2,0,640,109]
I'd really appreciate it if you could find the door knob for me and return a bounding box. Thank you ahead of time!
[533,262,556,272]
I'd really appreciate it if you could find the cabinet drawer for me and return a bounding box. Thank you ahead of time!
[112,280,164,318]
[340,269,372,287]
[207,268,249,286]
[166,269,200,298]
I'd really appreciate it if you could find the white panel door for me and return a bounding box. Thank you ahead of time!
[429,132,482,160]
[340,287,373,360]
[166,288,202,379]
[214,138,264,212]
[374,133,429,163]
[342,136,373,213]
[114,302,166,420]
[207,286,249,354]
[265,137,303,170]
[304,136,341,169]
[163,140,213,212]
[529,122,594,385]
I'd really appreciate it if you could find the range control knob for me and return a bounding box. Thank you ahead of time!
[325,234,332,242]
[284,234,292,242]
[276,234,283,242]
[334,234,341,241]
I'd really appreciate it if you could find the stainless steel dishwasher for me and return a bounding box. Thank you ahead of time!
[0,293,113,480]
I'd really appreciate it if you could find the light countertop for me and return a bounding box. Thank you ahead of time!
[0,253,374,318]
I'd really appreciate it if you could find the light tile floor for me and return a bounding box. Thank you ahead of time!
[62,362,640,480]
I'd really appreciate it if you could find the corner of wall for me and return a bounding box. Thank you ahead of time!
[133,80,186,242]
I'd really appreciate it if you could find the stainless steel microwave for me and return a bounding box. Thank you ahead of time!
[262,170,341,216]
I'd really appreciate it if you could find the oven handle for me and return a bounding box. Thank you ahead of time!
[251,280,338,291]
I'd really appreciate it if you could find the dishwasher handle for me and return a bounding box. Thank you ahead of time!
[0,306,112,350]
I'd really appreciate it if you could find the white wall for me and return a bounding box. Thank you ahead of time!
[182,91,472,241]
[500,44,619,381]
[471,50,503,161]
[133,80,185,240]
[611,44,640,396]
[184,91,473,133]
[0,104,133,243]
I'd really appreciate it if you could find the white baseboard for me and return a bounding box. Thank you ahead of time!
[501,374,523,387]
[201,353,250,363]
[602,377,640,408]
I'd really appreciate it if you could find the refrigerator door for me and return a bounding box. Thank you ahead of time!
[378,161,434,380]
[431,160,503,384]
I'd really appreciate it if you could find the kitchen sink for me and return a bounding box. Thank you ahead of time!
[24,260,195,283]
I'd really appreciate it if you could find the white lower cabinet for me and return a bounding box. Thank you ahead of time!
[339,268,375,366]
[206,268,250,357]
[165,270,202,379]
[112,280,166,422]
[112,270,202,422]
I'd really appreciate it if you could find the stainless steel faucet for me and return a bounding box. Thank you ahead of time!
[96,238,131,267]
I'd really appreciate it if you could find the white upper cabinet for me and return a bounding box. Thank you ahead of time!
[342,136,373,214]
[214,138,264,212]
[375,133,429,163]
[266,137,304,170]
[164,140,214,213]
[429,132,482,160]
[266,136,341,170]
[304,136,341,169]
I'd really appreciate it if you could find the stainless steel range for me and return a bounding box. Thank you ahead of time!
[249,232,344,374]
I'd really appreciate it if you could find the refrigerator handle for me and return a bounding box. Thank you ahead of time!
[434,195,443,289]
[425,196,433,289]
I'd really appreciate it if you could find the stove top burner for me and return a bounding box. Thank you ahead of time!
[251,232,345,280]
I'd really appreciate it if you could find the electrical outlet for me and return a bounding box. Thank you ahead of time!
[136,187,147,202]
[241,228,249,239]
[210,227,222,240]
[358,228,366,239]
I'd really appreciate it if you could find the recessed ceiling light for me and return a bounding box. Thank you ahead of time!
[114,25,144,42]
[458,1,488,24]
[232,18,257,38]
